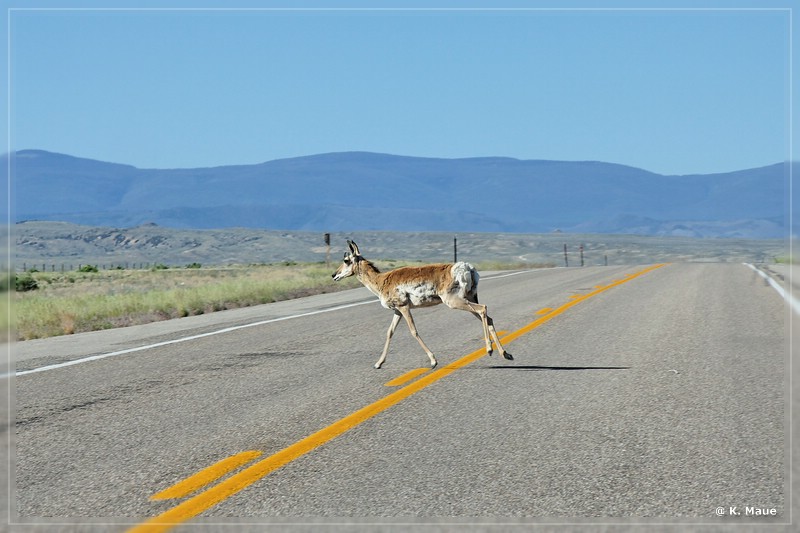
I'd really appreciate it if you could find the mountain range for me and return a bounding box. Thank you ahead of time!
[5,149,793,238]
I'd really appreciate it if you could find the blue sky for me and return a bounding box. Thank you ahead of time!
[3,1,795,175]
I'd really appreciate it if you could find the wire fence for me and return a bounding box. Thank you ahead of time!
[18,262,158,273]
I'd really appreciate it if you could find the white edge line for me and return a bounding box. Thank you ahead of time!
[481,269,540,280]
[7,299,377,379]
[5,268,543,379]
[744,263,800,315]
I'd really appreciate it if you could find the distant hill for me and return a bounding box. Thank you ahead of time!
[4,149,792,238]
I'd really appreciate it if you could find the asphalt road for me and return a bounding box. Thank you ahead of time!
[7,263,792,531]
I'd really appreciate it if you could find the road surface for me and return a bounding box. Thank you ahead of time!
[5,263,792,531]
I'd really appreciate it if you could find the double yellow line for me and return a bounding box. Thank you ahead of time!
[129,263,666,532]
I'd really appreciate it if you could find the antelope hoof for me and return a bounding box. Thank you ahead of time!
[502,352,514,361]
[374,362,383,369]
[430,360,438,369]
[486,349,493,357]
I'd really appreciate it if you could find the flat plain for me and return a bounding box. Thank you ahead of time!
[12,221,789,268]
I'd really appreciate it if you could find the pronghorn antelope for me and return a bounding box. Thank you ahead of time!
[332,240,513,369]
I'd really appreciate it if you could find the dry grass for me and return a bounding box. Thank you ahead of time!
[11,263,363,341]
[9,260,538,341]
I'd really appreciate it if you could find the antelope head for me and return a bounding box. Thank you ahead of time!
[332,240,362,281]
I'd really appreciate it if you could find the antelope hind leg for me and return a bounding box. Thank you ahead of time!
[486,314,513,360]
[445,296,495,356]
[466,302,497,356]
[452,297,513,360]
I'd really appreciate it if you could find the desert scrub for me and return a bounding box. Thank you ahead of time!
[14,263,360,340]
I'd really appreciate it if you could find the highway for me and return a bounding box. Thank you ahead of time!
[7,263,791,531]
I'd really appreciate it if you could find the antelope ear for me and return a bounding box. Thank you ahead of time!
[348,240,361,256]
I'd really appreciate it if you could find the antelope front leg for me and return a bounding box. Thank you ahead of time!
[398,306,438,369]
[374,310,403,369]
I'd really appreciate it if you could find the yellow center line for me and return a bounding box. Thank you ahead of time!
[150,451,263,501]
[384,368,430,387]
[129,263,667,533]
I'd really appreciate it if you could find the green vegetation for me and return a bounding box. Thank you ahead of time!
[15,274,39,292]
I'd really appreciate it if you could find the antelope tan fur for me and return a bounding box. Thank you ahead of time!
[332,240,512,369]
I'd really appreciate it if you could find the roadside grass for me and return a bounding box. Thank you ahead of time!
[9,260,544,341]
[11,263,359,341]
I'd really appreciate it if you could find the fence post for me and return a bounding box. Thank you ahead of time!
[563,244,569,267]
[454,236,458,263]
